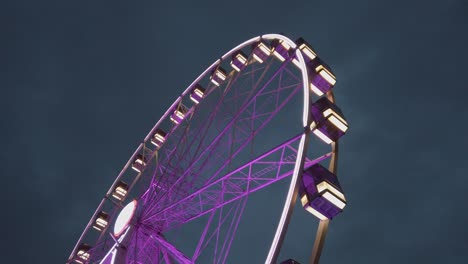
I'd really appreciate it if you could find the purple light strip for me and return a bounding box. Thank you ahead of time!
[148,232,192,264]
[143,138,331,232]
[142,62,280,219]
[201,82,301,186]
[219,196,249,263]
[192,209,217,261]
[142,62,270,217]
[142,133,302,223]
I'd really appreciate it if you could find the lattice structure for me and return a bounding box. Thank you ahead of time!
[68,34,349,264]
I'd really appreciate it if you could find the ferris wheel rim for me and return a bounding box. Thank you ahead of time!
[68,33,319,264]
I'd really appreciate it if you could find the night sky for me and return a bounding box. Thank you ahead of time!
[3,0,468,263]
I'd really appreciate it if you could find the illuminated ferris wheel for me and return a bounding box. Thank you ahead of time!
[68,33,349,264]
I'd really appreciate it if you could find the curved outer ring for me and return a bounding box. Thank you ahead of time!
[69,33,326,263]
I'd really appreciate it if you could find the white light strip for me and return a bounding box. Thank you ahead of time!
[323,108,348,132]
[210,78,220,86]
[265,33,310,264]
[280,40,291,50]
[273,50,286,62]
[292,58,301,68]
[194,88,204,97]
[300,43,317,61]
[266,134,306,264]
[329,115,348,132]
[323,109,347,124]
[323,191,346,209]
[313,129,333,144]
[175,111,185,118]
[300,194,309,207]
[316,181,346,201]
[96,218,107,224]
[236,53,247,64]
[215,70,226,80]
[253,53,264,63]
[305,205,328,220]
[230,61,241,72]
[170,116,180,124]
[258,42,271,55]
[316,65,336,85]
[155,134,165,141]
[310,83,324,96]
[190,95,200,104]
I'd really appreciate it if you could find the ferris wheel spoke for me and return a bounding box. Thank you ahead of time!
[173,76,302,200]
[142,133,332,232]
[163,148,328,234]
[144,60,299,223]
[138,225,192,264]
[142,60,278,218]
[200,83,302,186]
[164,62,265,172]
[217,195,249,264]
[189,198,243,263]
[141,133,302,226]
[141,63,268,216]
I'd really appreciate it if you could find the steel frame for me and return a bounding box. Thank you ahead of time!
[69,34,341,264]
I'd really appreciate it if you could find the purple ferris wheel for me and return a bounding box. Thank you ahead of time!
[68,33,349,264]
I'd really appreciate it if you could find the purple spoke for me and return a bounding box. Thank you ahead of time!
[68,34,347,264]
[218,196,249,264]
[142,62,273,218]
[144,228,192,264]
[141,132,332,233]
[141,133,302,224]
[192,209,217,261]
[144,60,287,213]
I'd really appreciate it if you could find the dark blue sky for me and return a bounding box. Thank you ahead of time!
[2,0,468,263]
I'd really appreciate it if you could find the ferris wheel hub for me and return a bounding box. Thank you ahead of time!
[113,200,138,238]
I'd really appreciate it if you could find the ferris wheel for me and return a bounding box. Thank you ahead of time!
[67,33,349,264]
